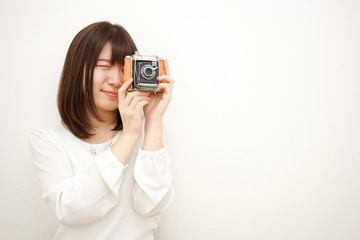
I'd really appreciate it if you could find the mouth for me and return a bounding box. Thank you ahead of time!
[102,90,118,97]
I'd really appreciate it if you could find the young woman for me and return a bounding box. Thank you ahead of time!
[29,21,174,240]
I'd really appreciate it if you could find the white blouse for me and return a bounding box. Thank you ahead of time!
[29,122,174,240]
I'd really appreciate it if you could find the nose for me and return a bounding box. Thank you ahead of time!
[107,65,124,87]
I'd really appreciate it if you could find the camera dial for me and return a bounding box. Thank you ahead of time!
[141,64,158,80]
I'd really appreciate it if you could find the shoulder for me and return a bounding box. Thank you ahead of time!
[29,122,72,149]
[30,122,65,140]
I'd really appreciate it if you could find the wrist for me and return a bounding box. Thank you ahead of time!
[145,120,163,139]
[120,130,141,143]
[145,118,163,129]
[111,132,139,165]
[143,120,163,151]
[144,112,165,124]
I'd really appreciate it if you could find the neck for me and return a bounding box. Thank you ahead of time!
[86,110,118,144]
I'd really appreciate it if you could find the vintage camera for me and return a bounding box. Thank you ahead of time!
[124,52,164,91]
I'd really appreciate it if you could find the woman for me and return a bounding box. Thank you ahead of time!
[29,21,174,240]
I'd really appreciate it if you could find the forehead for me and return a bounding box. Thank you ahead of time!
[98,42,112,59]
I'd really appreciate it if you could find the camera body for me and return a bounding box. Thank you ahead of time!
[124,52,164,91]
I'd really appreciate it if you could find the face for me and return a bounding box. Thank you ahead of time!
[92,42,124,115]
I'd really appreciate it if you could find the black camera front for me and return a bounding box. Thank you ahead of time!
[134,61,159,86]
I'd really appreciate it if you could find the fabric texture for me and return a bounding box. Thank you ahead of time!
[29,122,174,240]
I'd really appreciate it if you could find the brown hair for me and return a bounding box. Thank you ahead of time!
[57,21,137,139]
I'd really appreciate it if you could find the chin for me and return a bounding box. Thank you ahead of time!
[96,102,118,113]
[104,105,118,112]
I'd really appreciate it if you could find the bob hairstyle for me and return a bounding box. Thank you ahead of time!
[58,21,137,139]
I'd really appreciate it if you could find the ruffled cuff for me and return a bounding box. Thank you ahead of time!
[136,147,170,176]
[138,147,167,157]
[133,147,174,216]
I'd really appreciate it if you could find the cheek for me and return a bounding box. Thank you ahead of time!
[92,70,105,89]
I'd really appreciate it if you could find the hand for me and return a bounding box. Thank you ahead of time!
[118,78,151,139]
[143,59,175,122]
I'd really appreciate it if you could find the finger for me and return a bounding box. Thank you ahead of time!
[134,99,150,114]
[123,91,150,108]
[129,95,151,111]
[157,75,174,85]
[118,78,133,101]
[164,59,171,77]
[154,82,172,95]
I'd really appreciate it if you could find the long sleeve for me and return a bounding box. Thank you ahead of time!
[133,147,174,217]
[29,128,127,227]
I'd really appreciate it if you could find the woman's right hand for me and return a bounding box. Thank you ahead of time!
[118,78,151,140]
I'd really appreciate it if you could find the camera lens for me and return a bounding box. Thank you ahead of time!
[145,68,153,76]
[141,64,157,80]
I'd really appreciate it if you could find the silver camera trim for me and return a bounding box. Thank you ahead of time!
[130,51,159,61]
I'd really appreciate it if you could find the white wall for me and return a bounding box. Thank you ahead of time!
[1,0,360,239]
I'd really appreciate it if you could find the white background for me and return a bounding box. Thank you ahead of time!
[1,0,360,239]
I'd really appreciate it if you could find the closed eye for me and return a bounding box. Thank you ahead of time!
[96,64,111,68]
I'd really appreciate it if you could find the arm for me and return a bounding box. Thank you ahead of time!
[133,146,174,217]
[133,59,175,216]
[142,59,174,151]
[29,128,126,227]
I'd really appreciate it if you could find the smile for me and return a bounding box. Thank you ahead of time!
[102,90,118,97]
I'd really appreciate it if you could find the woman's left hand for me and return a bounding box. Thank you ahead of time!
[143,59,174,122]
